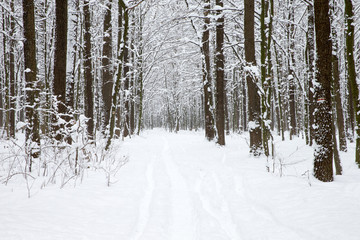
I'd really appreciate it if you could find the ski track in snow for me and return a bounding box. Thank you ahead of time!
[161,136,198,240]
[131,156,155,240]
[195,171,242,240]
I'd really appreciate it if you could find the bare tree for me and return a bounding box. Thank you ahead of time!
[102,0,113,132]
[244,0,262,155]
[83,0,94,139]
[215,0,225,146]
[22,0,41,170]
[53,0,69,141]
[313,0,334,182]
[202,0,216,141]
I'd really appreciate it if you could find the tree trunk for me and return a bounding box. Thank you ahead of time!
[260,0,270,156]
[53,0,68,141]
[245,0,262,155]
[23,0,41,170]
[122,18,130,138]
[0,8,4,131]
[313,0,334,182]
[288,0,297,140]
[215,0,225,146]
[9,1,15,138]
[137,11,144,135]
[102,0,113,132]
[201,0,216,140]
[331,24,347,151]
[106,0,129,150]
[307,4,315,146]
[83,0,94,139]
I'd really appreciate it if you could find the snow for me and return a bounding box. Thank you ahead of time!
[1,129,360,240]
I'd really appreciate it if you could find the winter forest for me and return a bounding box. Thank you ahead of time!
[1,0,360,239]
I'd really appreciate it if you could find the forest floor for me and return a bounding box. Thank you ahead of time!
[1,129,360,240]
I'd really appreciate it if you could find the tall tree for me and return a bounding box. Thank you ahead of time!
[9,0,16,138]
[260,0,270,156]
[313,0,334,182]
[215,0,225,146]
[106,0,129,150]
[122,11,131,138]
[53,0,68,141]
[202,0,216,141]
[306,4,315,146]
[330,1,347,152]
[22,0,41,170]
[83,0,94,139]
[102,0,113,132]
[288,0,297,140]
[344,0,360,167]
[136,8,144,135]
[244,0,262,155]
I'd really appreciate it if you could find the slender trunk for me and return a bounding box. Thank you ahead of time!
[137,30,144,135]
[53,0,68,141]
[245,0,262,154]
[122,19,130,138]
[23,0,41,170]
[274,45,285,141]
[261,0,269,156]
[288,0,297,139]
[0,8,4,130]
[215,0,225,145]
[102,0,113,132]
[331,24,347,151]
[202,0,216,140]
[83,0,94,139]
[106,0,129,150]
[307,4,315,146]
[9,1,15,138]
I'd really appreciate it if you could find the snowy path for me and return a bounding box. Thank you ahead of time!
[1,129,360,240]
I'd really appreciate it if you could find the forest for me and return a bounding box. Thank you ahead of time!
[1,0,360,239]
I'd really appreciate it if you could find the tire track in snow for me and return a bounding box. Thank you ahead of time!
[131,157,155,240]
[161,137,198,240]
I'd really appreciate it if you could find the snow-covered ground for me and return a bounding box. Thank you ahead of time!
[1,129,360,240]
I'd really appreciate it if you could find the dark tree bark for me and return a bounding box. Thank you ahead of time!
[215,0,225,146]
[260,0,269,156]
[9,0,15,138]
[53,0,68,141]
[313,0,334,182]
[0,8,4,130]
[288,0,297,140]
[137,12,144,135]
[202,0,216,141]
[245,0,262,155]
[122,19,130,138]
[102,0,113,132]
[242,75,247,132]
[344,0,360,167]
[23,0,41,169]
[83,0,94,139]
[1,8,7,134]
[307,4,315,146]
[129,26,135,135]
